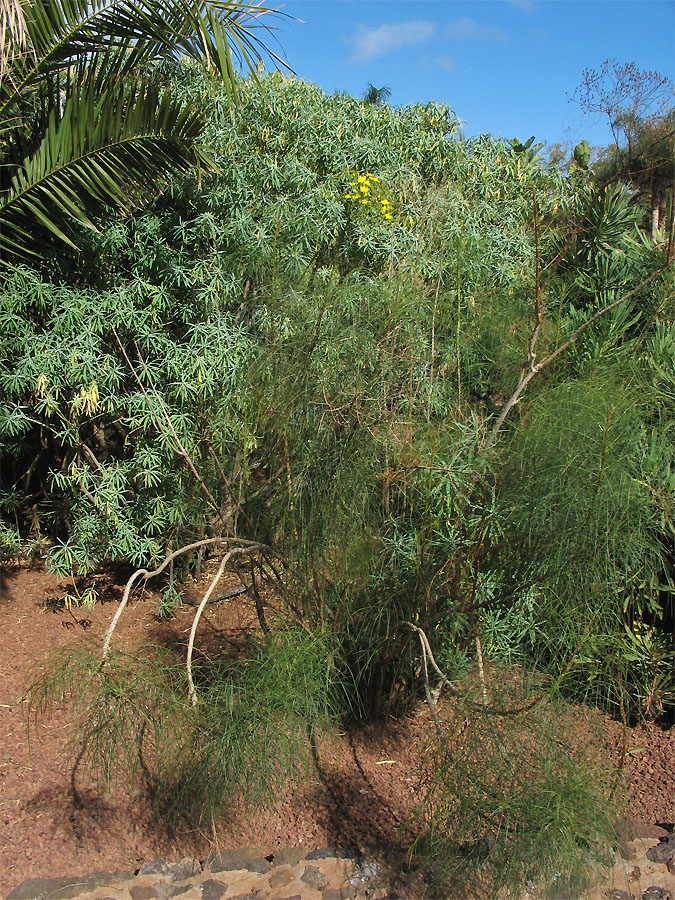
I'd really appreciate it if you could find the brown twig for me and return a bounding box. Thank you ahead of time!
[427,250,443,422]
[110,326,224,520]
[250,555,269,634]
[205,438,256,534]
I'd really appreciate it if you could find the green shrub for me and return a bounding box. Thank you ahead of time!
[26,626,341,825]
[409,670,620,898]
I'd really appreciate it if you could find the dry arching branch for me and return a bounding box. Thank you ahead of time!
[486,265,669,448]
[405,622,544,719]
[186,543,266,706]
[102,537,268,658]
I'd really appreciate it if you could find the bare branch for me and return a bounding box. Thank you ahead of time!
[186,544,266,705]
[102,537,267,658]
[486,265,668,447]
[406,622,545,718]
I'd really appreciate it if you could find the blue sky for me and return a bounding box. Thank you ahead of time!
[258,0,674,149]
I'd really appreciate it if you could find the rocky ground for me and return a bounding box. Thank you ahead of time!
[1,561,673,900]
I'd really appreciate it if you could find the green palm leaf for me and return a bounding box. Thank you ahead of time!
[0,74,213,254]
[0,0,291,259]
[2,0,281,113]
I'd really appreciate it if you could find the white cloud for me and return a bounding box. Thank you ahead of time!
[350,21,437,61]
[446,18,509,42]
[434,54,457,72]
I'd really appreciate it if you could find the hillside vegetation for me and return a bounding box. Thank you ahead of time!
[2,70,674,895]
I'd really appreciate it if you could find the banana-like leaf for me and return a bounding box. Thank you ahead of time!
[0,74,215,255]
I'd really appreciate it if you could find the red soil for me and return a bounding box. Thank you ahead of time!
[0,561,673,895]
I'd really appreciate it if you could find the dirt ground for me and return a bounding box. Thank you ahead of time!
[1,561,673,895]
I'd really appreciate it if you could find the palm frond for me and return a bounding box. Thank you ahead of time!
[2,0,282,117]
[0,75,214,255]
[0,0,292,257]
[0,0,27,75]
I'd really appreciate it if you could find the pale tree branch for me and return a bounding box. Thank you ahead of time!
[102,537,267,658]
[486,265,668,448]
[406,622,546,718]
[186,543,265,706]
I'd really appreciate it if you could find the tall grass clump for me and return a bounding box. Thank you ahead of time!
[494,365,675,716]
[26,626,341,826]
[408,667,620,898]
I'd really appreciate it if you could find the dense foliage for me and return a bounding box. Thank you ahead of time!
[4,68,674,894]
[0,0,277,258]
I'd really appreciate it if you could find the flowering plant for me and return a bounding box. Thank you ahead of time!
[345,171,394,221]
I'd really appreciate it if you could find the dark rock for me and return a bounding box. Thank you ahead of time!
[300,865,329,890]
[130,887,162,900]
[206,849,271,874]
[6,876,96,900]
[200,879,229,900]
[646,834,675,864]
[607,892,634,900]
[6,879,55,900]
[306,847,359,861]
[139,860,173,876]
[272,847,308,867]
[668,857,675,874]
[51,887,94,900]
[167,887,192,898]
[642,889,673,900]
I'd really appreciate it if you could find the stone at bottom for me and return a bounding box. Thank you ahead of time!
[7,875,97,900]
[199,879,229,900]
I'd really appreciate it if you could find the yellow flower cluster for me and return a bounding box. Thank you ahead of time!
[345,172,393,220]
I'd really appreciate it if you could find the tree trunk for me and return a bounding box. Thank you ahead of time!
[651,185,661,240]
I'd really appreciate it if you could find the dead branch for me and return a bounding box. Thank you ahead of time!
[102,537,267,658]
[250,556,269,633]
[407,622,453,758]
[486,265,668,448]
[405,622,543,718]
[182,583,251,606]
[186,544,266,706]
